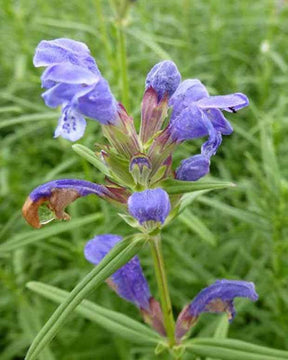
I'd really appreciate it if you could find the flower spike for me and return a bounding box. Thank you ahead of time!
[175,280,258,340]
[22,179,129,228]
[84,234,165,335]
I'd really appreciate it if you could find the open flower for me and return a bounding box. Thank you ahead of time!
[22,179,129,228]
[84,234,165,335]
[175,280,258,340]
[34,38,118,141]
[128,188,171,227]
[150,79,249,181]
[169,79,248,138]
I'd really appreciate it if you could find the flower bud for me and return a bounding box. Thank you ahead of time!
[176,154,210,181]
[128,188,171,227]
[145,60,181,101]
[129,155,152,186]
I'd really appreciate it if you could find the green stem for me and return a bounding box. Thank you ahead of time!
[149,234,175,347]
[95,0,113,67]
[117,24,129,110]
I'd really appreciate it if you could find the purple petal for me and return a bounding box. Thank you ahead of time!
[201,131,222,158]
[42,83,94,108]
[22,179,108,229]
[84,234,151,310]
[41,63,99,86]
[54,106,87,142]
[169,79,209,114]
[175,279,258,339]
[75,77,118,125]
[176,154,210,181]
[29,179,107,201]
[145,60,181,101]
[169,104,216,142]
[205,108,233,135]
[197,93,249,112]
[33,38,91,67]
[189,279,258,318]
[128,188,171,225]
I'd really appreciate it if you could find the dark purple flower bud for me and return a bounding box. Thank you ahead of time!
[176,154,210,181]
[84,234,151,309]
[128,188,171,225]
[22,179,128,228]
[33,38,118,141]
[175,280,258,339]
[145,60,181,101]
[129,155,152,186]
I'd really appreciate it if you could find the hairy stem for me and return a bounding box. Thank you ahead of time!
[149,234,175,347]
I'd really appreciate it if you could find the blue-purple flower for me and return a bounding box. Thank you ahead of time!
[22,179,129,228]
[84,234,151,309]
[175,132,222,181]
[175,280,258,339]
[169,79,248,137]
[145,60,181,101]
[175,154,211,181]
[162,79,249,181]
[128,188,171,226]
[84,234,166,335]
[34,38,118,141]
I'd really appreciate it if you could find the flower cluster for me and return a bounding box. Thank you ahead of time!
[23,38,257,342]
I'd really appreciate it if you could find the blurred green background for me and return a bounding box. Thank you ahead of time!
[1,0,288,359]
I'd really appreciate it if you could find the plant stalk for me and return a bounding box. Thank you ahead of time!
[149,234,175,347]
[116,23,130,110]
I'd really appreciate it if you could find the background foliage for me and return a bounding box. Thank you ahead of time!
[0,0,288,358]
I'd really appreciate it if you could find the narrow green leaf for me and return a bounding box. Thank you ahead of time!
[187,345,284,360]
[24,235,146,360]
[34,17,97,35]
[126,28,171,59]
[161,179,235,195]
[213,315,229,339]
[186,338,288,359]
[0,112,56,129]
[0,213,103,253]
[27,281,161,345]
[72,144,110,176]
[179,190,209,213]
[198,197,269,229]
[206,315,229,360]
[178,210,216,246]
